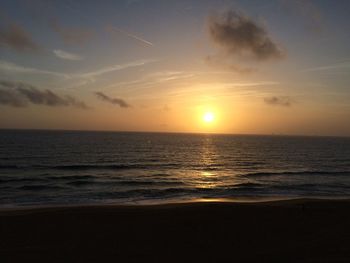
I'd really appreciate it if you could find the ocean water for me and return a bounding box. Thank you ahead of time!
[1,129,350,207]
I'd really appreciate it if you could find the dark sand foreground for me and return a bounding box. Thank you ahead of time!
[1,199,350,262]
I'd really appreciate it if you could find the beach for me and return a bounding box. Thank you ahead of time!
[1,199,350,262]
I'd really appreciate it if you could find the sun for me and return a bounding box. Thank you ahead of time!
[203,112,215,123]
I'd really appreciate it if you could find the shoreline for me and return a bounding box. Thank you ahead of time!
[1,196,349,212]
[1,198,350,262]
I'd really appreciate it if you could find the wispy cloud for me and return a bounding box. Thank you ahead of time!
[53,49,83,61]
[226,81,280,88]
[0,60,69,78]
[0,80,89,109]
[303,60,350,72]
[0,21,41,52]
[79,59,156,79]
[107,26,153,47]
[264,96,293,107]
[95,92,130,108]
[103,70,279,98]
[0,58,156,84]
[102,70,196,93]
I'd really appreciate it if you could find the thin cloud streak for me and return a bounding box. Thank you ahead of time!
[94,73,280,101]
[107,26,154,47]
[102,71,196,93]
[0,59,157,83]
[0,60,70,79]
[53,49,83,61]
[80,59,156,79]
[303,60,350,72]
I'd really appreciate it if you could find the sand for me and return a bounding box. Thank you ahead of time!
[1,199,350,262]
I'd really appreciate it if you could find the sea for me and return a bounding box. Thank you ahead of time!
[1,129,350,207]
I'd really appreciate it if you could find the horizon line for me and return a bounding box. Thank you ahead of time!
[0,127,349,139]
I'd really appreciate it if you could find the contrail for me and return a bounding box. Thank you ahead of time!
[302,60,350,72]
[58,1,154,47]
[108,26,154,47]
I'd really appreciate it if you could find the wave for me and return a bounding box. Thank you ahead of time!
[226,182,263,189]
[242,171,350,177]
[0,163,178,170]
[0,165,23,169]
[0,175,97,183]
[66,180,95,186]
[18,185,65,191]
[0,176,48,183]
[52,164,148,170]
[52,175,95,180]
[117,180,184,186]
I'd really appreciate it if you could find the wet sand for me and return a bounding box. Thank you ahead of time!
[1,199,350,262]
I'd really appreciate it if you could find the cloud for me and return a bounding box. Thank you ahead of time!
[0,22,40,52]
[106,26,154,47]
[95,92,130,108]
[302,60,350,73]
[79,59,156,79]
[0,58,156,82]
[0,80,89,109]
[0,60,70,78]
[0,88,27,107]
[50,19,94,45]
[264,96,293,107]
[208,10,285,61]
[53,49,83,61]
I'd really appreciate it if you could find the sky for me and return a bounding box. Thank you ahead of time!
[1,0,350,136]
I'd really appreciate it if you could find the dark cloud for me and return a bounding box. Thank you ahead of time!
[95,92,130,108]
[0,88,27,107]
[208,10,285,61]
[0,80,89,109]
[50,19,94,45]
[264,96,293,107]
[0,22,40,52]
[64,96,90,109]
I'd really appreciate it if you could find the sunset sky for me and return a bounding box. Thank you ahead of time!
[1,0,350,136]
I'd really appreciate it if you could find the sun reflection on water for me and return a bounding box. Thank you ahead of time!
[190,136,242,191]
[196,171,220,189]
[201,136,217,167]
[194,136,222,189]
[201,171,215,177]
